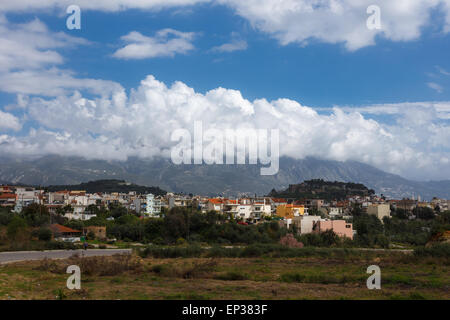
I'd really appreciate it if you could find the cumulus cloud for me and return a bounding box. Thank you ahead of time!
[0,16,88,72]
[113,29,197,59]
[0,16,122,97]
[3,1,450,51]
[0,110,21,131]
[217,0,450,51]
[1,75,449,180]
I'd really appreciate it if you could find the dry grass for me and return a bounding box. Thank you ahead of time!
[0,253,448,300]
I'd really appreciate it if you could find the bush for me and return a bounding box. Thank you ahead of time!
[279,234,304,248]
[87,231,96,240]
[176,237,187,246]
[0,209,13,226]
[38,227,52,241]
[414,244,450,258]
[139,245,204,258]
[66,253,143,276]
[7,216,28,240]
[214,271,249,281]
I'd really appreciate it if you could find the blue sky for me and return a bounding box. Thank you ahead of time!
[0,0,450,181]
[4,4,450,107]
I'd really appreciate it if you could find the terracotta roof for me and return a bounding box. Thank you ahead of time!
[271,198,287,203]
[208,198,224,204]
[49,224,81,234]
[0,193,16,199]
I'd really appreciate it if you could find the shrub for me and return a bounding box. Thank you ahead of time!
[280,273,306,283]
[87,231,96,240]
[176,237,187,246]
[279,234,304,248]
[214,271,249,281]
[38,227,52,241]
[139,245,203,258]
[66,253,143,276]
[7,216,28,240]
[414,243,450,258]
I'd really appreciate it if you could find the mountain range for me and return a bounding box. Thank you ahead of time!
[0,155,448,200]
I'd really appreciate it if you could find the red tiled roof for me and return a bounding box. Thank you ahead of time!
[208,198,224,204]
[271,198,287,203]
[49,224,81,234]
[0,193,16,199]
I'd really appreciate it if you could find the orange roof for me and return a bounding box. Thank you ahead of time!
[49,224,81,234]
[208,198,224,204]
[271,198,287,203]
[0,193,16,199]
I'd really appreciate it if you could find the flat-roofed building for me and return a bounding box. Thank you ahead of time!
[367,203,391,221]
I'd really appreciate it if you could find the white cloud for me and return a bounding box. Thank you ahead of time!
[0,0,209,12]
[210,39,247,53]
[428,82,444,93]
[113,29,197,59]
[0,16,88,72]
[0,16,122,97]
[210,33,248,53]
[2,1,450,51]
[1,75,449,180]
[436,65,450,76]
[0,110,21,131]
[217,0,450,51]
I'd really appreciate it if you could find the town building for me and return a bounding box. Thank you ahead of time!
[367,203,391,221]
[312,220,354,239]
[146,193,161,217]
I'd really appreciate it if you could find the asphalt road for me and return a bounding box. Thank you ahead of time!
[0,249,132,264]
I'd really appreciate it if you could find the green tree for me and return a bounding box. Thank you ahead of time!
[413,207,435,220]
[21,203,50,227]
[7,216,28,240]
[38,227,52,241]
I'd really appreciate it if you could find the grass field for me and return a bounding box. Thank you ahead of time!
[0,249,448,300]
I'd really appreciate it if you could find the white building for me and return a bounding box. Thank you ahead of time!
[146,194,161,217]
[299,215,324,234]
[328,207,344,218]
[14,187,43,213]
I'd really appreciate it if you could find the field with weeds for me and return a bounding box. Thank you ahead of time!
[0,247,448,300]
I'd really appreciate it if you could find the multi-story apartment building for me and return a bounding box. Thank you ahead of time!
[146,193,162,217]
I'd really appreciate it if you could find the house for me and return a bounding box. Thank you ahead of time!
[276,204,307,219]
[327,207,344,218]
[84,226,107,240]
[49,224,81,240]
[312,220,353,239]
[206,198,225,212]
[269,198,288,214]
[64,210,97,221]
[250,200,272,221]
[0,192,16,207]
[298,215,324,234]
[367,203,391,221]
[14,187,43,213]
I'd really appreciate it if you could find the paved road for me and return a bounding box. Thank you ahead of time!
[0,249,132,264]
